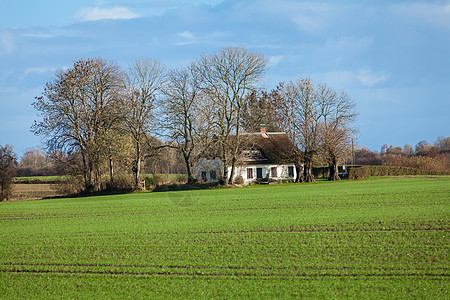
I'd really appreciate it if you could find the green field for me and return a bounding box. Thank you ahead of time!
[13,176,65,183]
[1,176,448,298]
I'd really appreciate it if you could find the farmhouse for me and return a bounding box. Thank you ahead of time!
[195,129,299,184]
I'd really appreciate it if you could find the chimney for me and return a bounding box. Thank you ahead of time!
[260,125,268,138]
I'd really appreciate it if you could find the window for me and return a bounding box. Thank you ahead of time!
[247,168,253,179]
[201,171,207,182]
[288,166,294,177]
[210,170,216,180]
[271,167,277,178]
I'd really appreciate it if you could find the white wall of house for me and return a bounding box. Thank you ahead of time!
[228,164,297,184]
[195,158,297,184]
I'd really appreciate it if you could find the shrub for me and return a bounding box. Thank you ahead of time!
[144,175,154,189]
[347,166,365,180]
[54,175,84,196]
[176,174,188,183]
[234,175,244,185]
[153,174,164,186]
[0,145,17,201]
[109,174,134,192]
[143,174,165,188]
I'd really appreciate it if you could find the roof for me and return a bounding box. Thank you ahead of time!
[238,132,298,165]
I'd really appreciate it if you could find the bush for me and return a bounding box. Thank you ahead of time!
[234,175,244,185]
[0,145,18,201]
[176,174,188,183]
[153,174,164,186]
[144,175,154,189]
[143,174,166,190]
[109,174,133,192]
[54,175,84,196]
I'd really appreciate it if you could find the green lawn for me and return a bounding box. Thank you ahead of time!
[1,176,448,298]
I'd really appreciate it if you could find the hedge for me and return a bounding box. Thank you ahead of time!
[347,165,447,180]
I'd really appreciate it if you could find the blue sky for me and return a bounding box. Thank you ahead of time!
[1,0,449,157]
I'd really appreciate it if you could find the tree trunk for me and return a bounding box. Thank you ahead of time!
[1,180,4,201]
[86,160,95,193]
[328,157,340,181]
[228,123,241,185]
[221,141,229,185]
[183,152,195,184]
[94,167,102,192]
[303,152,315,182]
[294,164,302,183]
[81,151,91,193]
[134,142,142,189]
[109,157,114,188]
[228,156,236,185]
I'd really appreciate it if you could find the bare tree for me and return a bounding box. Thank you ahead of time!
[197,46,268,184]
[32,58,125,192]
[160,63,213,183]
[19,147,49,169]
[271,79,322,182]
[124,58,166,189]
[317,84,357,180]
[241,91,279,132]
[0,145,18,201]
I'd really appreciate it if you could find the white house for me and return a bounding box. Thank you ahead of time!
[195,130,299,184]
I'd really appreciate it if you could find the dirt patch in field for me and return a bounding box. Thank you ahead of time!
[11,184,61,201]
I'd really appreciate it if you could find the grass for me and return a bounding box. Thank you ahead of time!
[0,176,448,298]
[13,176,65,183]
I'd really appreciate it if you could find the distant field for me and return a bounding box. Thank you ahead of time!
[11,176,64,201]
[11,184,61,201]
[0,176,448,298]
[10,174,185,201]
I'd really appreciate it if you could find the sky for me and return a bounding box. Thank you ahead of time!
[1,0,449,157]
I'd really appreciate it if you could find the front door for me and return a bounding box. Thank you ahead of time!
[256,168,263,179]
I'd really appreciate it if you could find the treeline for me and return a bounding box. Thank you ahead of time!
[354,137,450,174]
[27,46,359,195]
[15,146,185,178]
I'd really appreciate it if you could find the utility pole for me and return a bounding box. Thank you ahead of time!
[352,138,355,166]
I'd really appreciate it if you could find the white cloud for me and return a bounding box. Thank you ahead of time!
[268,55,283,67]
[0,30,14,55]
[175,31,230,46]
[357,69,390,87]
[24,67,55,75]
[314,68,389,89]
[22,33,53,38]
[76,6,141,22]
[178,31,195,39]
[176,31,196,45]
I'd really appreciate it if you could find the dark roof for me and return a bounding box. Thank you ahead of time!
[239,132,298,165]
